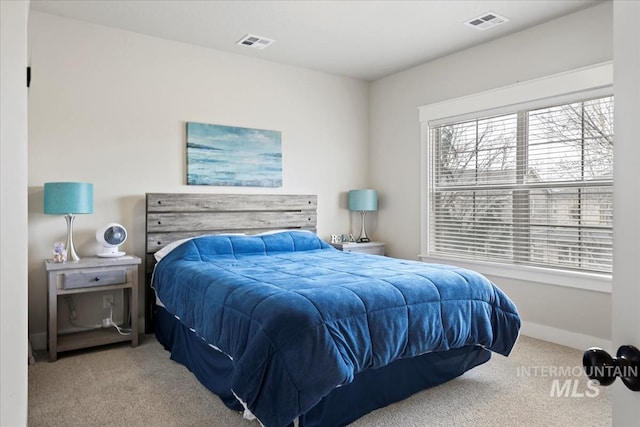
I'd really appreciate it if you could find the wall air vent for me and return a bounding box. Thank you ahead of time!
[236,34,275,50]
[465,12,509,31]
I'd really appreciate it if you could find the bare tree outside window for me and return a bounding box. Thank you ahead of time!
[429,96,613,273]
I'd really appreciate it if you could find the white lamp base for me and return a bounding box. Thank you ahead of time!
[64,214,80,261]
[357,211,370,243]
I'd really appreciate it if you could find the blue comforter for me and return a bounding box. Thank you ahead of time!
[153,231,520,427]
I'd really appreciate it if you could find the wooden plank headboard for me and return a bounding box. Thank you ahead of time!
[144,193,318,332]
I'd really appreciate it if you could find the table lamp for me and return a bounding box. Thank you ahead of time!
[44,182,94,261]
[348,189,377,243]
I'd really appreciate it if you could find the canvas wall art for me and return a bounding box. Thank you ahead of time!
[186,121,282,187]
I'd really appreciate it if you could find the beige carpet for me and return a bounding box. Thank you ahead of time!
[28,335,610,426]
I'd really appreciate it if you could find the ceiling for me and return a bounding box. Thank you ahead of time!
[29,0,603,81]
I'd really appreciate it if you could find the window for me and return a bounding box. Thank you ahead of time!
[428,96,613,274]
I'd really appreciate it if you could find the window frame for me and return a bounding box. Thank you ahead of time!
[418,62,613,293]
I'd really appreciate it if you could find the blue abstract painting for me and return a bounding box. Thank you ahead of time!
[186,122,282,187]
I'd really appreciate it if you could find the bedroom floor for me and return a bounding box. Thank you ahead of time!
[28,335,610,426]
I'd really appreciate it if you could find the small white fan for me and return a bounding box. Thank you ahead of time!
[96,223,127,257]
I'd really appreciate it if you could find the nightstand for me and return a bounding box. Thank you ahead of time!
[330,241,385,256]
[45,256,141,361]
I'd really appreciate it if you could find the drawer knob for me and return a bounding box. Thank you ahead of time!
[93,277,100,282]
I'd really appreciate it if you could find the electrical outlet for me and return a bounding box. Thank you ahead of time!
[103,294,114,309]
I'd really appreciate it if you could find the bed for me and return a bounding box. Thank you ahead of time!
[145,193,520,427]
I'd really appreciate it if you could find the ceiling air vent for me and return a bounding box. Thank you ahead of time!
[465,12,509,31]
[236,34,275,50]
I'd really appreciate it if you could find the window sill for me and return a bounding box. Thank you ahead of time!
[418,254,612,294]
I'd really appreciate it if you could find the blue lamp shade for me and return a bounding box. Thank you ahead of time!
[44,182,93,215]
[43,182,93,262]
[348,189,378,212]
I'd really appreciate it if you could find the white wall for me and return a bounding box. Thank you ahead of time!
[370,2,613,348]
[27,11,370,346]
[1,0,29,425]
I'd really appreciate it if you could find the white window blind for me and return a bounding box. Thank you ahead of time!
[429,96,613,274]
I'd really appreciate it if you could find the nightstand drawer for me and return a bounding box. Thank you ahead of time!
[331,241,385,256]
[344,246,384,255]
[63,269,127,289]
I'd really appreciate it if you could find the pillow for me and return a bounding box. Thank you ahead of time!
[154,233,245,262]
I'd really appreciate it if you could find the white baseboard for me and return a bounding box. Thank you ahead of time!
[521,321,612,353]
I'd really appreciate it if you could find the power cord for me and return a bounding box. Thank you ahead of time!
[66,295,77,320]
[105,306,132,336]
